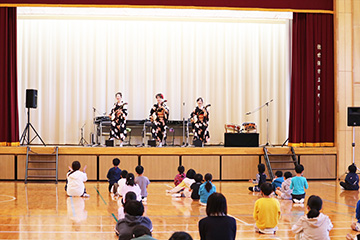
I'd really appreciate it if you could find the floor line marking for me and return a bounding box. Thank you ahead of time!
[321,183,337,187]
[94,186,107,205]
[70,196,76,217]
[228,214,253,226]
[111,213,118,222]
[164,183,173,189]
[322,199,355,208]
[0,195,16,203]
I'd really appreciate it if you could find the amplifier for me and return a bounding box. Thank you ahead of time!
[224,133,259,147]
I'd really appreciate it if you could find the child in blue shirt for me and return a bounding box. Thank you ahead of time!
[199,173,216,205]
[272,171,284,191]
[340,164,359,190]
[290,164,308,203]
[249,164,267,192]
[107,158,122,192]
[351,199,360,232]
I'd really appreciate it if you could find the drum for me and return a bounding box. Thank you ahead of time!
[225,124,241,133]
[241,122,257,133]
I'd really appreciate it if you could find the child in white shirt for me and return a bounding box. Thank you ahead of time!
[66,161,89,197]
[120,173,142,201]
[292,195,333,240]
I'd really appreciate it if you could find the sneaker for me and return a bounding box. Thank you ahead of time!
[171,193,181,197]
[82,193,90,198]
[158,142,163,147]
[299,198,305,204]
[248,187,254,192]
[293,199,300,204]
[142,197,147,202]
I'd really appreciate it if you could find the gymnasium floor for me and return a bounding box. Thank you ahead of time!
[0,181,357,239]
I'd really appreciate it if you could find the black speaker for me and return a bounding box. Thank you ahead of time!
[348,107,360,127]
[148,140,156,147]
[26,89,38,109]
[105,139,114,147]
[224,133,259,147]
[193,139,203,147]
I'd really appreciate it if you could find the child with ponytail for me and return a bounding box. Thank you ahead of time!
[120,173,142,201]
[291,195,333,240]
[199,173,216,205]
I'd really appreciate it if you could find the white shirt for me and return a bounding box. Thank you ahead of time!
[120,184,142,201]
[292,213,333,240]
[66,170,87,197]
[117,178,127,196]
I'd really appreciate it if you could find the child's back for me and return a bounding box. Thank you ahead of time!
[67,170,87,197]
[135,166,150,199]
[107,158,122,192]
[174,166,186,186]
[340,164,359,190]
[199,173,216,204]
[253,183,281,233]
[290,175,308,195]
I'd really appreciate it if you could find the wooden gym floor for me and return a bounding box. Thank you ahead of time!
[0,181,358,239]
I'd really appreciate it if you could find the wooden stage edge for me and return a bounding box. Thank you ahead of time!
[0,146,338,181]
[0,146,337,156]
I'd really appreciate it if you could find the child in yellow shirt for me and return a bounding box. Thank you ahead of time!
[253,182,281,234]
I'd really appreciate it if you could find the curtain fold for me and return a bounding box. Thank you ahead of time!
[0,7,19,146]
[289,13,334,147]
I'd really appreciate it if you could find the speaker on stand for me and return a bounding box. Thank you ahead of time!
[20,89,46,146]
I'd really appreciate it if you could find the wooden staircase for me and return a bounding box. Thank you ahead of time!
[25,147,59,184]
[263,146,299,180]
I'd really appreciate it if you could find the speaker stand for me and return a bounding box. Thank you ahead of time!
[20,108,46,146]
[79,123,88,146]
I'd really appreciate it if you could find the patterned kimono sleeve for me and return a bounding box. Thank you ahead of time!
[122,105,128,118]
[164,105,170,119]
[110,104,116,116]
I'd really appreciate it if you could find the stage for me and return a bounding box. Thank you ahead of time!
[0,146,337,181]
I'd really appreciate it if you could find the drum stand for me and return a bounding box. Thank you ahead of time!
[246,99,273,147]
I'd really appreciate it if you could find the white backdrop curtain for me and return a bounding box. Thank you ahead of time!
[17,8,291,145]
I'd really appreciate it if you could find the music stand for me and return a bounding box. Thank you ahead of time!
[20,107,46,146]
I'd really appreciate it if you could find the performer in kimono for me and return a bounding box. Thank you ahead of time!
[109,92,127,147]
[149,93,169,147]
[190,97,210,143]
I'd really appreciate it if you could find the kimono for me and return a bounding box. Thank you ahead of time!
[149,102,169,142]
[190,106,210,143]
[109,101,127,141]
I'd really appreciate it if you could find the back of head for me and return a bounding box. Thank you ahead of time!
[186,169,196,179]
[275,171,283,178]
[307,195,322,218]
[178,166,185,174]
[169,231,193,240]
[126,173,136,186]
[121,170,128,178]
[284,171,292,179]
[260,182,273,196]
[135,165,144,175]
[349,164,357,173]
[113,158,120,166]
[132,225,151,238]
[295,164,304,174]
[125,191,137,202]
[258,164,266,174]
[194,173,203,183]
[206,192,227,216]
[204,173,213,192]
[124,200,144,216]
[72,161,81,171]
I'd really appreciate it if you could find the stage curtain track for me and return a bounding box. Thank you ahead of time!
[0,7,19,146]
[289,13,334,147]
[17,10,291,145]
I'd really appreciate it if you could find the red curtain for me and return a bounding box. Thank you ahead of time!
[0,7,19,146]
[289,13,334,147]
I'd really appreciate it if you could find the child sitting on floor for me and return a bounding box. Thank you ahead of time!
[292,195,333,239]
[190,173,203,200]
[174,166,186,186]
[275,171,292,200]
[199,173,216,205]
[107,158,122,192]
[290,164,308,204]
[167,169,196,197]
[135,165,150,202]
[249,163,267,192]
[272,171,284,191]
[66,161,89,197]
[121,173,142,201]
[340,164,359,190]
[253,182,281,234]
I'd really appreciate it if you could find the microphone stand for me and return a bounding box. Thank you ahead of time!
[181,102,187,147]
[246,99,273,147]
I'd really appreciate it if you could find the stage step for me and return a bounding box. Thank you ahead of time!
[27,175,57,178]
[28,168,56,171]
[263,146,299,180]
[25,146,59,184]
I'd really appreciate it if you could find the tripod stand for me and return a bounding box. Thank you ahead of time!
[246,99,273,147]
[20,108,46,146]
[79,123,88,146]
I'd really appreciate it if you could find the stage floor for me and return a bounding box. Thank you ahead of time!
[0,181,356,239]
